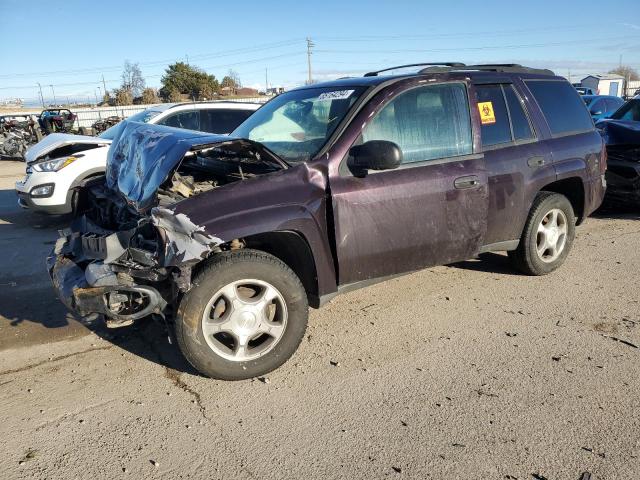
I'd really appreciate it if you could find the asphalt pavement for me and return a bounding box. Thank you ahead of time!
[0,159,639,480]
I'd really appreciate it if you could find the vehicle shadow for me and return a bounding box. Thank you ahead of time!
[0,189,71,228]
[0,185,195,373]
[451,252,523,276]
[592,203,640,220]
[98,320,200,376]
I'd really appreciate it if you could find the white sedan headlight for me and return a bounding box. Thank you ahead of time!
[33,156,78,172]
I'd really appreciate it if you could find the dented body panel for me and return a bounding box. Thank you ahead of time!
[25,132,110,164]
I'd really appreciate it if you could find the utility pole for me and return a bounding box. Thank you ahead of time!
[36,83,45,108]
[94,89,99,105]
[265,68,268,93]
[306,37,314,85]
[49,84,56,106]
[102,74,108,98]
[186,54,189,65]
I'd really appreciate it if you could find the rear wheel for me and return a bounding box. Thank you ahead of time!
[175,250,308,380]
[508,192,576,275]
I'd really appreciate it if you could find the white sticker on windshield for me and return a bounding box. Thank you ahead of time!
[318,89,355,101]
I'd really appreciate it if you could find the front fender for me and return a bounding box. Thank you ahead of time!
[173,163,338,297]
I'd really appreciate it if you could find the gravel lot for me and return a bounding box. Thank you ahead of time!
[0,159,639,480]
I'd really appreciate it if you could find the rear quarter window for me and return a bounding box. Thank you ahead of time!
[525,80,594,136]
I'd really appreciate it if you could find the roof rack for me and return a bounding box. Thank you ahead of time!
[363,63,555,77]
[363,63,466,77]
[417,63,554,76]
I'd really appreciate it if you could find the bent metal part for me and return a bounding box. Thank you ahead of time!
[48,122,279,328]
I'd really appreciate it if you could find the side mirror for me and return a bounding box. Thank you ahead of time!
[348,140,402,176]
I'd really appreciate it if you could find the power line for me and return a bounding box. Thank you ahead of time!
[0,52,307,91]
[314,23,603,42]
[314,35,640,55]
[0,39,305,79]
[306,38,315,84]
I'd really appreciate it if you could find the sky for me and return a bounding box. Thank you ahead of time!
[1,0,639,105]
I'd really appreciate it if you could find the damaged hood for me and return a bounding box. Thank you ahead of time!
[596,119,640,146]
[106,121,287,212]
[25,133,111,164]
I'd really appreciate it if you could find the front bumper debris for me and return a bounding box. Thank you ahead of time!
[48,249,167,327]
[47,206,223,327]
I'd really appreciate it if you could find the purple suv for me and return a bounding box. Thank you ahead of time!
[49,63,606,380]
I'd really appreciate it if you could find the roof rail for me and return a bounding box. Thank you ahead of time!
[418,63,554,76]
[364,62,466,77]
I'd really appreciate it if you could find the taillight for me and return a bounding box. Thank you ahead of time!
[600,141,607,175]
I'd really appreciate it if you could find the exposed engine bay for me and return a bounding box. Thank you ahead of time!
[49,123,286,328]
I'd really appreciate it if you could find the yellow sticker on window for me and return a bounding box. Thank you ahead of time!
[478,101,496,125]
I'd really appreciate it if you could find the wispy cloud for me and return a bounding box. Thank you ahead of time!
[621,22,640,30]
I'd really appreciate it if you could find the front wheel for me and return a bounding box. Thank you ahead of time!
[175,250,309,380]
[508,192,576,276]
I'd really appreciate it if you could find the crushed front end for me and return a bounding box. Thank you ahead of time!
[48,198,223,327]
[47,121,286,328]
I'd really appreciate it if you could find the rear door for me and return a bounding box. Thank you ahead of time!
[329,81,488,285]
[474,82,553,245]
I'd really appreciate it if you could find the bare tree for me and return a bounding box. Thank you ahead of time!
[221,69,241,94]
[608,65,639,81]
[121,61,146,97]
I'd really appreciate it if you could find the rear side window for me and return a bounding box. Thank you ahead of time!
[158,111,200,131]
[362,83,473,164]
[504,86,534,141]
[606,97,624,112]
[199,108,255,134]
[525,80,594,135]
[476,84,534,147]
[476,85,511,146]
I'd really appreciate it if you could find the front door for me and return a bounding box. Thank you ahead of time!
[329,82,488,286]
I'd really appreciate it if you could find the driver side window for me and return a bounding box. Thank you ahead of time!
[362,83,473,164]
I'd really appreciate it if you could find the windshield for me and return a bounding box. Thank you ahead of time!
[99,109,161,139]
[609,99,640,121]
[232,86,366,163]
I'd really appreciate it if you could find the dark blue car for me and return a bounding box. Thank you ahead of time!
[583,95,625,121]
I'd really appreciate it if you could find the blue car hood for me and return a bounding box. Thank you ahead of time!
[106,121,286,212]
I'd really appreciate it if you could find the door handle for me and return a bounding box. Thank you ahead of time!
[454,175,480,189]
[527,156,545,167]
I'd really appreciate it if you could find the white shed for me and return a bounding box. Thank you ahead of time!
[580,74,624,97]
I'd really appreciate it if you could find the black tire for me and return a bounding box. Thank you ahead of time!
[175,249,309,380]
[508,192,576,276]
